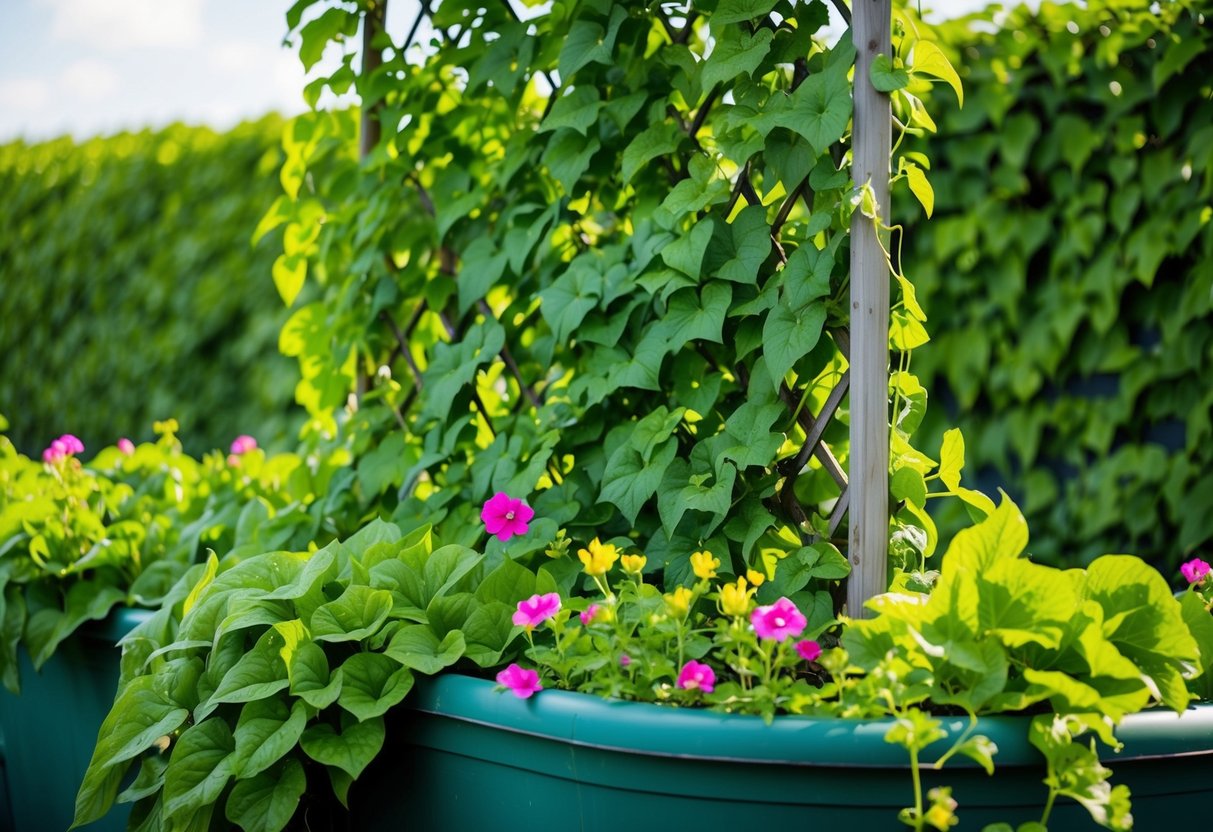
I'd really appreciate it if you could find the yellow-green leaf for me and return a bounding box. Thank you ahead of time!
[904,162,935,218]
[911,40,963,108]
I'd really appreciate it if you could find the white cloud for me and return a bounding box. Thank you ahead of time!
[0,78,48,111]
[60,59,120,99]
[39,0,204,49]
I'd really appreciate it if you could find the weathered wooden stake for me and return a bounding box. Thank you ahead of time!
[848,0,892,617]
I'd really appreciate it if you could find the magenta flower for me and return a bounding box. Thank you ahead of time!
[620,654,631,667]
[480,492,534,542]
[676,660,715,693]
[796,639,823,662]
[580,604,600,626]
[496,663,543,699]
[42,437,73,463]
[230,434,258,455]
[751,597,808,642]
[117,438,135,455]
[1181,558,1211,584]
[513,593,561,630]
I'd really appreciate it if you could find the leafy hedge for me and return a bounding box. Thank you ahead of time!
[0,117,300,457]
[903,0,1213,568]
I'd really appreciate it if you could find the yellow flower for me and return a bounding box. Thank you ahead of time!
[664,586,693,617]
[620,553,647,575]
[578,537,619,576]
[690,550,720,580]
[745,568,766,587]
[719,577,753,617]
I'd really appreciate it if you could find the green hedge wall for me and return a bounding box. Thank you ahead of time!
[0,116,299,457]
[905,0,1213,569]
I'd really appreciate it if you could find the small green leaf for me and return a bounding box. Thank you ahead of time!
[288,641,343,709]
[621,122,684,183]
[384,625,466,676]
[938,429,965,491]
[272,254,306,306]
[661,219,715,278]
[871,54,909,92]
[903,161,934,217]
[337,652,415,720]
[539,87,602,135]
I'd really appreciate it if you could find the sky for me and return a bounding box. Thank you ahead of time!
[0,0,1005,144]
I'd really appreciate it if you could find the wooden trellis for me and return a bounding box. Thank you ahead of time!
[849,0,893,615]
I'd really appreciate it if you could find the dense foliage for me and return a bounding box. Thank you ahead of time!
[0,118,299,457]
[903,0,1213,568]
[265,0,971,596]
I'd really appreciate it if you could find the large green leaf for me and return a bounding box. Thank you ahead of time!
[162,719,236,820]
[300,714,385,780]
[762,300,826,390]
[701,27,774,90]
[231,697,308,779]
[224,757,307,832]
[311,586,394,643]
[200,627,292,717]
[73,675,189,827]
[1083,555,1199,712]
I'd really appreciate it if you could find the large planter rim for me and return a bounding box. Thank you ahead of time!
[83,606,154,645]
[409,674,1213,770]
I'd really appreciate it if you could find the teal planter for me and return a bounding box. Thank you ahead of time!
[353,675,1213,831]
[0,608,150,832]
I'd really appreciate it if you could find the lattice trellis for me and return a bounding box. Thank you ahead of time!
[358,0,892,614]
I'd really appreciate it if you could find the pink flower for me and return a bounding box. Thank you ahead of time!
[1181,558,1211,584]
[42,438,69,463]
[59,434,84,454]
[480,492,534,542]
[676,660,715,693]
[230,435,258,455]
[496,663,542,699]
[796,639,822,662]
[620,654,631,667]
[117,438,135,455]
[751,597,807,642]
[580,604,600,626]
[513,593,561,629]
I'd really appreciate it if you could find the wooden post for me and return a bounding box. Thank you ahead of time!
[359,0,386,160]
[848,0,892,617]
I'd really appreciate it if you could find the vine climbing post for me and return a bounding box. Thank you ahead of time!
[848,0,892,616]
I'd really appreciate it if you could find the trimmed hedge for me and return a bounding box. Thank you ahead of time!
[0,116,300,456]
[905,0,1213,568]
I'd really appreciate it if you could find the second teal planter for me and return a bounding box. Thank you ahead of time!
[352,674,1213,831]
[0,608,150,832]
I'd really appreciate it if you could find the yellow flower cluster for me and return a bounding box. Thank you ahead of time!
[690,550,720,580]
[578,537,619,575]
[718,576,756,617]
[621,553,647,575]
[664,586,693,617]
